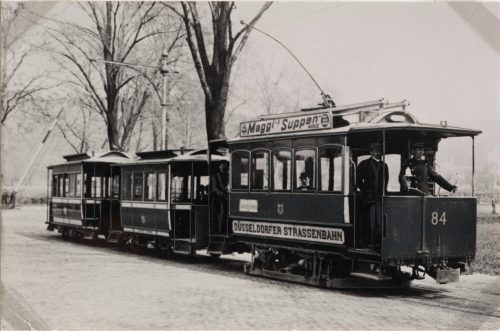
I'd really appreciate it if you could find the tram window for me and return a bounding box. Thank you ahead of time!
[68,174,75,197]
[76,173,81,197]
[272,149,291,191]
[133,172,144,200]
[157,172,167,201]
[52,175,58,197]
[384,154,401,192]
[232,151,249,190]
[122,172,133,200]
[319,146,342,192]
[171,175,191,202]
[83,174,89,198]
[63,174,69,197]
[295,149,316,191]
[102,176,109,198]
[104,177,111,198]
[111,174,120,199]
[251,150,269,190]
[194,175,209,203]
[92,176,102,198]
[145,172,156,201]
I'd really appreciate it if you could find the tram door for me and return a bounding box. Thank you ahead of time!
[170,161,210,254]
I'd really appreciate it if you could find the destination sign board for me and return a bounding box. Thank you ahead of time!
[232,220,345,245]
[240,112,332,137]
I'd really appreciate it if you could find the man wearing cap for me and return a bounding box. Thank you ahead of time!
[399,143,457,195]
[357,142,389,248]
[212,161,229,233]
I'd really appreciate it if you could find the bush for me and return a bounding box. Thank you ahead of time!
[472,213,500,275]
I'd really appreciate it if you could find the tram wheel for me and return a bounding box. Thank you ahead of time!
[209,253,221,259]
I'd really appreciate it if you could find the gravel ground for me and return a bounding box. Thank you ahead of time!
[1,206,499,330]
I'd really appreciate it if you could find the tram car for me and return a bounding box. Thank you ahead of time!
[213,98,481,287]
[46,151,131,238]
[44,98,480,289]
[108,149,232,255]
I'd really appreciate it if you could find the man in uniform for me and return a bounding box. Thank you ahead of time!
[357,142,389,249]
[211,161,229,233]
[399,142,457,195]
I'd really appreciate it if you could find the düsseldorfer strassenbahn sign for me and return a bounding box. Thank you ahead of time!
[240,112,332,137]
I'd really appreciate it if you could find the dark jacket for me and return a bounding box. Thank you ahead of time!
[398,158,455,195]
[357,157,389,201]
[212,172,229,197]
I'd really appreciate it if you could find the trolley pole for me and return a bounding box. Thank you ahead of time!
[159,52,169,150]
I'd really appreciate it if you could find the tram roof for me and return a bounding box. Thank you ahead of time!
[228,108,481,144]
[114,149,229,167]
[48,151,133,168]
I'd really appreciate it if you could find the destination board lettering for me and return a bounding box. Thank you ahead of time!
[240,112,332,137]
[232,220,344,244]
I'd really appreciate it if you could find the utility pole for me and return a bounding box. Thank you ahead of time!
[90,52,176,150]
[159,51,170,150]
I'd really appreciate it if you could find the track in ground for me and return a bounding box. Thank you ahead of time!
[2,206,499,330]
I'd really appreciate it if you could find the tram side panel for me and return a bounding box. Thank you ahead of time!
[423,197,476,259]
[229,192,351,249]
[382,196,476,263]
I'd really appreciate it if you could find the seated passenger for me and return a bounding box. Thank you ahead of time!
[399,142,457,195]
[198,185,208,203]
[297,172,311,190]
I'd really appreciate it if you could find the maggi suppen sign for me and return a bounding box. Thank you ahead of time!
[240,112,332,137]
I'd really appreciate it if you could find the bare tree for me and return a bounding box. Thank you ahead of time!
[37,2,184,151]
[55,99,103,153]
[165,2,272,141]
[0,2,54,125]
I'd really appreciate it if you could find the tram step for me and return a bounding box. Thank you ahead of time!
[173,240,194,255]
[107,231,123,243]
[350,272,392,281]
[81,231,96,240]
[207,241,226,255]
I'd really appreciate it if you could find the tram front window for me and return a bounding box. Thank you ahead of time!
[51,175,58,197]
[295,149,316,191]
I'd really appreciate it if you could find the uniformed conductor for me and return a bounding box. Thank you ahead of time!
[212,161,229,232]
[399,142,457,195]
[357,142,389,248]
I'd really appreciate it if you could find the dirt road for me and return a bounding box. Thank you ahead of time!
[1,206,499,330]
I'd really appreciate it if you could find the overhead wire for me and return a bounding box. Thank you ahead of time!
[262,3,350,28]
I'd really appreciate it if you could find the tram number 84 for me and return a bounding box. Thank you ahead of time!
[431,211,447,226]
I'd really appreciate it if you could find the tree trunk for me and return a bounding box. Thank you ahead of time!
[205,96,227,141]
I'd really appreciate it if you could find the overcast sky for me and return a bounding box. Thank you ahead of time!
[232,2,499,164]
[3,1,499,190]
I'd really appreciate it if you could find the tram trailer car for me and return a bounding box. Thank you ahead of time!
[46,151,130,238]
[110,150,233,255]
[217,99,480,288]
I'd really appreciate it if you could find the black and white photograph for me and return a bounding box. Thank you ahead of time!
[1,1,499,330]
